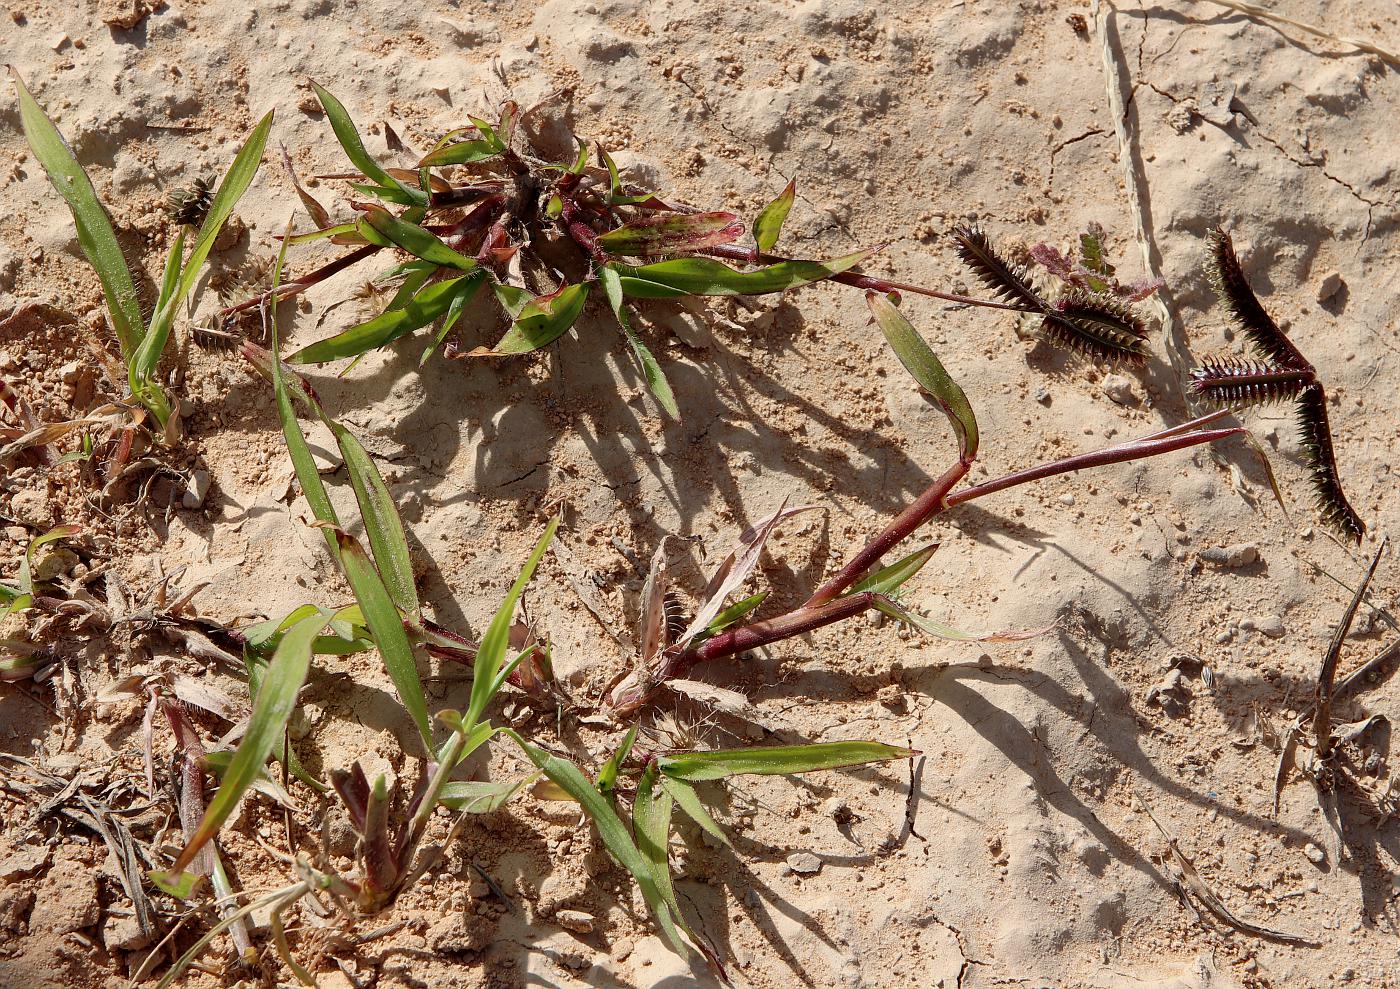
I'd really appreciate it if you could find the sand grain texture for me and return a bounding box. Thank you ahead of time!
[1,1,1398,987]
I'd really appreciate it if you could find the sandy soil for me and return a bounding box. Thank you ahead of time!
[2,1,1399,987]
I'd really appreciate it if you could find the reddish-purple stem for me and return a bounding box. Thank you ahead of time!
[608,412,1248,715]
[699,243,1041,315]
[217,245,379,318]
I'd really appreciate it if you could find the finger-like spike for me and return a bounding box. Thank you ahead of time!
[1207,227,1311,371]
[1294,384,1365,544]
[951,225,1046,311]
[1188,356,1312,408]
[1042,289,1151,367]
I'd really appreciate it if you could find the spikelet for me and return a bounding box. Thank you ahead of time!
[166,176,215,228]
[1206,227,1311,371]
[1294,384,1365,544]
[1188,355,1312,408]
[662,589,690,649]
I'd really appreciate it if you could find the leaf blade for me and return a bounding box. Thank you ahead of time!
[658,740,914,782]
[868,291,979,462]
[752,178,796,254]
[11,69,143,358]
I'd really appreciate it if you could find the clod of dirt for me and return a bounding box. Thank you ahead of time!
[0,842,50,881]
[29,860,100,935]
[1146,668,1191,715]
[1198,542,1260,568]
[1316,271,1345,303]
[427,913,493,954]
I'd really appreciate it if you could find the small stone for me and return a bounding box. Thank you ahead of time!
[102,913,153,952]
[555,909,595,934]
[1303,843,1326,866]
[50,32,70,51]
[182,469,211,509]
[1316,271,1344,303]
[1057,493,1076,508]
[611,938,634,960]
[0,887,34,932]
[1242,614,1285,638]
[1101,374,1139,405]
[785,851,822,875]
[58,360,83,383]
[660,309,709,348]
[1198,542,1259,568]
[0,842,50,880]
[1033,387,1051,405]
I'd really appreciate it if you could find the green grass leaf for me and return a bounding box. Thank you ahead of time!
[268,220,342,564]
[420,271,485,366]
[175,111,275,304]
[491,282,590,355]
[660,777,731,848]
[330,528,433,753]
[330,422,419,618]
[438,773,539,812]
[847,544,938,597]
[612,248,873,298]
[598,266,679,419]
[161,609,330,877]
[418,139,501,168]
[19,524,81,595]
[634,765,687,945]
[134,109,274,423]
[599,148,656,206]
[312,82,425,205]
[596,726,638,802]
[505,730,697,960]
[689,590,767,646]
[598,212,744,257]
[867,291,979,462]
[658,740,913,782]
[358,205,478,270]
[154,228,186,318]
[466,519,557,727]
[290,274,473,363]
[11,68,143,358]
[752,178,796,254]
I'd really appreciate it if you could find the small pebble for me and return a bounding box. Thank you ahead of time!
[555,909,595,934]
[1198,542,1259,568]
[1303,843,1326,866]
[1101,374,1139,405]
[1316,271,1344,303]
[1241,614,1285,638]
[1058,494,1076,508]
[786,851,822,875]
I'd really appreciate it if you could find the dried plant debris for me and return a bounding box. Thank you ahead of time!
[191,254,280,351]
[1190,227,1364,542]
[952,225,1152,366]
[1142,800,1318,947]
